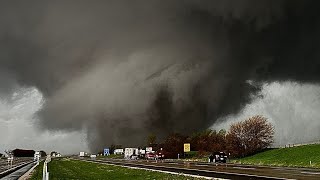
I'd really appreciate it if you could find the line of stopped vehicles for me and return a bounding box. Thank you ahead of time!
[79,147,228,163]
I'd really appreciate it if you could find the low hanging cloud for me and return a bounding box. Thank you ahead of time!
[0,0,320,152]
[213,82,320,146]
[0,88,88,154]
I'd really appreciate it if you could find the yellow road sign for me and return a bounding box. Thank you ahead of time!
[184,143,190,152]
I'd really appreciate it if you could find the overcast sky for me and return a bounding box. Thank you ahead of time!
[0,87,88,155]
[1,81,320,154]
[1,1,320,154]
[213,81,320,147]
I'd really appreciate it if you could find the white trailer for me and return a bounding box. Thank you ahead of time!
[34,151,41,162]
[114,149,124,155]
[124,148,138,159]
[79,152,85,157]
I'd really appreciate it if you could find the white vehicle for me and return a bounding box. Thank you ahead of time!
[34,151,41,161]
[124,148,138,159]
[139,149,146,155]
[146,147,152,152]
[90,154,97,158]
[79,152,85,157]
[114,149,124,155]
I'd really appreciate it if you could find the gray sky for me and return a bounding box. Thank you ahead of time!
[1,1,320,154]
[0,87,88,155]
[1,81,320,154]
[213,81,320,146]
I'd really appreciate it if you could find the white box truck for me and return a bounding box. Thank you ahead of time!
[34,151,41,161]
[79,152,85,157]
[124,148,138,159]
[114,149,124,155]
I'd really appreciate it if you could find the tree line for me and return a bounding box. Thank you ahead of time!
[148,115,274,158]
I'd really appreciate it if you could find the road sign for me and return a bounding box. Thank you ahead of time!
[104,148,110,156]
[184,143,190,152]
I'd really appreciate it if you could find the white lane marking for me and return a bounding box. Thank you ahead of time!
[195,164,209,167]
[232,167,256,170]
[301,171,320,175]
[167,162,179,165]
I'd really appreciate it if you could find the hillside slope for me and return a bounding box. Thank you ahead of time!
[232,144,320,168]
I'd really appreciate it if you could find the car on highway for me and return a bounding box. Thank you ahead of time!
[156,148,165,160]
[145,152,156,160]
[130,154,139,160]
[209,152,227,163]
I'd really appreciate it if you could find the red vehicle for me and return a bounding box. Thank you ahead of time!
[156,148,165,160]
[145,152,156,160]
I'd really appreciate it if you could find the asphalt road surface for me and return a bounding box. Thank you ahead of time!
[0,158,34,179]
[75,158,320,180]
[1,162,35,180]
[0,158,33,173]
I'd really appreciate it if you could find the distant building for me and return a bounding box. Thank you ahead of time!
[50,151,61,157]
[51,151,57,157]
[12,149,35,157]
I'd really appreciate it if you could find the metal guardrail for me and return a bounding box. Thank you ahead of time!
[274,140,320,148]
[0,161,33,178]
[42,155,51,180]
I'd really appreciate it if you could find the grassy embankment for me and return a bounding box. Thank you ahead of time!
[47,158,204,180]
[232,144,320,168]
[29,161,44,180]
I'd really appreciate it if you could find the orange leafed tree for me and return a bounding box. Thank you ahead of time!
[227,115,274,157]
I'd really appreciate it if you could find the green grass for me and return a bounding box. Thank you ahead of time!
[232,144,320,168]
[29,161,44,180]
[48,158,204,180]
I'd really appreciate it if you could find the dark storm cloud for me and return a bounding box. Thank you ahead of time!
[0,0,320,151]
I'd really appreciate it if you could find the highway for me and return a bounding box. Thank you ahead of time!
[75,158,320,180]
[0,158,34,179]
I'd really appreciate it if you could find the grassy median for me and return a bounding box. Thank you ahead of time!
[48,158,204,180]
[29,161,44,180]
[232,144,320,168]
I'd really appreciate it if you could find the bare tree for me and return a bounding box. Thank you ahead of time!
[226,122,246,157]
[227,115,274,157]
